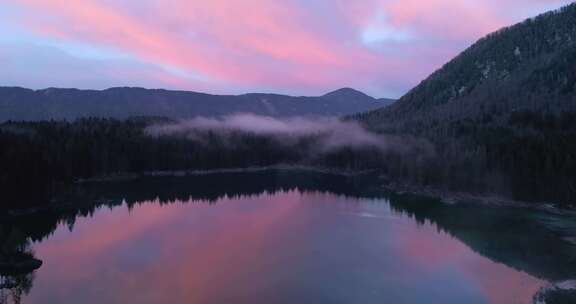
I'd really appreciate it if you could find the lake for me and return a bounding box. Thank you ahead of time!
[1,170,575,304]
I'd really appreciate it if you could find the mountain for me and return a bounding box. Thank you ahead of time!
[354,3,576,205]
[323,87,372,100]
[0,86,392,121]
[322,87,395,107]
[357,3,576,133]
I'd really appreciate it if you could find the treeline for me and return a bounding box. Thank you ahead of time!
[1,114,575,209]
[0,118,390,209]
[370,108,576,205]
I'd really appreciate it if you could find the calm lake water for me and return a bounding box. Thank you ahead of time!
[1,170,575,304]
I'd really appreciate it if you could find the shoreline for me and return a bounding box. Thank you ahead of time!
[381,182,576,213]
[2,167,574,217]
[74,165,379,183]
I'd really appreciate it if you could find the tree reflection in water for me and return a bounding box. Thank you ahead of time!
[0,229,37,304]
[0,170,575,303]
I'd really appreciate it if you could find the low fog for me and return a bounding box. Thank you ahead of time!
[144,114,436,175]
[146,114,389,152]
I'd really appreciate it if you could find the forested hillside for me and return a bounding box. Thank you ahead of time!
[358,3,576,130]
[0,87,393,121]
[354,3,576,206]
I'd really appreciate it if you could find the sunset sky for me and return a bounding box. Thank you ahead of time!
[1,0,573,98]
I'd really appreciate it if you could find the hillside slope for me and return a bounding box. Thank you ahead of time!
[0,87,392,121]
[355,3,576,205]
[358,3,576,133]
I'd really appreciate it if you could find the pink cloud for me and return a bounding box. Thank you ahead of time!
[6,0,575,97]
[380,0,504,40]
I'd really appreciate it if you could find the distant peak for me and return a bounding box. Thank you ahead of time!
[324,87,363,95]
[104,87,148,92]
[322,88,373,100]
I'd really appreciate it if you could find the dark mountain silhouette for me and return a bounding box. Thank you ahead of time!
[357,3,576,132]
[352,3,576,205]
[0,86,393,122]
[323,87,370,100]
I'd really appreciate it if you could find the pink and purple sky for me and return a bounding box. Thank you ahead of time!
[1,0,573,98]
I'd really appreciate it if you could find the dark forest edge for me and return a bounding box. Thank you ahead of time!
[0,115,575,211]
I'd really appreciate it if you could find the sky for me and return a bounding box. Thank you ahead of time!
[0,0,573,98]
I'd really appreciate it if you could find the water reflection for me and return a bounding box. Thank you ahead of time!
[0,170,574,303]
[0,229,37,304]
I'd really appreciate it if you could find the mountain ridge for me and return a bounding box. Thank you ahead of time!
[352,3,576,204]
[357,2,576,132]
[0,86,394,121]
